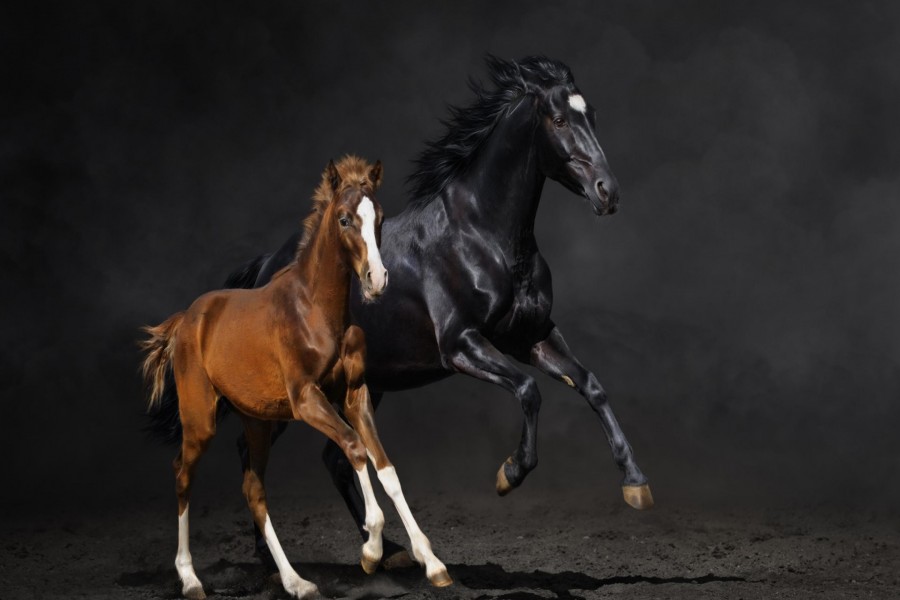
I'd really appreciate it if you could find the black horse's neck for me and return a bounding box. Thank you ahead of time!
[433,98,545,254]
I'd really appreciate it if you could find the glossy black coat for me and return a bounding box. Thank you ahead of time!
[238,57,646,551]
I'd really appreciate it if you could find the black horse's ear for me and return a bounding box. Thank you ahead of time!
[368,160,383,189]
[325,159,341,193]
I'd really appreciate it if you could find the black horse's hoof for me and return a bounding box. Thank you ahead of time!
[496,457,516,496]
[383,548,415,570]
[622,484,654,510]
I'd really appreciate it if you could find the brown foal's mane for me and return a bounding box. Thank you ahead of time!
[297,155,376,257]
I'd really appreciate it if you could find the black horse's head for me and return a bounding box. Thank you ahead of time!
[511,57,620,216]
[408,55,620,216]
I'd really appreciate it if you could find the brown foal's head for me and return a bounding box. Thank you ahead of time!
[324,158,387,300]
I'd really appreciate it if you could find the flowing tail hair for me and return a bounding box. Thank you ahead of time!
[140,312,184,411]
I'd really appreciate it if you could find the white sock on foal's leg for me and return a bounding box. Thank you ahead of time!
[175,504,205,599]
[262,513,319,599]
[355,464,385,572]
[375,466,451,585]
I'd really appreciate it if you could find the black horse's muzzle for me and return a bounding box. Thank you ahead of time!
[593,178,620,215]
[563,156,620,216]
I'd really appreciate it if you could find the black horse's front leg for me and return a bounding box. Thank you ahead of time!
[447,329,542,494]
[528,325,653,509]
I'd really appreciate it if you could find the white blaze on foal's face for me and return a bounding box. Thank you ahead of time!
[568,93,587,114]
[357,196,386,293]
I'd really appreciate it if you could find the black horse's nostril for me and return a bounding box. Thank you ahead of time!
[383,270,389,286]
[598,179,620,205]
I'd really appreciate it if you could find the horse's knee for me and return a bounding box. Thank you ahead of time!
[515,377,541,412]
[344,438,368,470]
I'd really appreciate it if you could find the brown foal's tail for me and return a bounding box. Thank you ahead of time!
[140,312,184,410]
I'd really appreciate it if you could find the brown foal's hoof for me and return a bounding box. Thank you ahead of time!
[496,458,515,496]
[360,555,380,575]
[382,548,415,570]
[428,568,454,588]
[183,585,206,600]
[622,484,654,510]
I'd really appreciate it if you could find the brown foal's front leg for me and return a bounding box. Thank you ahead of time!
[340,326,452,587]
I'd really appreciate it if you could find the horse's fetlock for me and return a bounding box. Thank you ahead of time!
[521,454,538,472]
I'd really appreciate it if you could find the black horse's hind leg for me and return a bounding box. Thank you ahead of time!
[320,392,413,569]
[527,325,653,509]
[446,329,542,495]
[237,421,288,567]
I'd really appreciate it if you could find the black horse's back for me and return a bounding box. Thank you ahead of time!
[224,253,271,289]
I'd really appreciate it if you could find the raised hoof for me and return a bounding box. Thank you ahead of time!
[496,458,515,496]
[382,548,415,570]
[622,484,654,510]
[183,584,206,600]
[360,555,379,575]
[428,569,454,588]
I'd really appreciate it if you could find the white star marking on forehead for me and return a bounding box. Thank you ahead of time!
[568,94,587,113]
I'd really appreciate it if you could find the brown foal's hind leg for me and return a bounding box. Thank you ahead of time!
[340,326,452,587]
[240,417,318,599]
[172,368,219,600]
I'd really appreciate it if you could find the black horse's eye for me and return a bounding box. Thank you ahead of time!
[552,116,566,128]
[339,216,351,228]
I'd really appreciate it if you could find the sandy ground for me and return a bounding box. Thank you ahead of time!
[2,492,898,600]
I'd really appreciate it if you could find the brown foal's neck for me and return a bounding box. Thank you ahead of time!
[295,207,352,330]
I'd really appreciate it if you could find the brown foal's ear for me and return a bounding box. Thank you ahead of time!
[325,159,341,194]
[368,160,383,190]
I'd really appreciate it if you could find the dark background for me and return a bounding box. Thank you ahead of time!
[2,0,899,520]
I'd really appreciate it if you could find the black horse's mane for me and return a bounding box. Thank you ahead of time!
[406,55,575,206]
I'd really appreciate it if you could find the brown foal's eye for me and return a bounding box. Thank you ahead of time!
[339,216,350,228]
[552,116,566,128]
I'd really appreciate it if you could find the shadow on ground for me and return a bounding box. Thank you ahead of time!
[117,560,746,600]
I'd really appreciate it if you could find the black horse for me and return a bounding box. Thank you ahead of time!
[151,55,652,567]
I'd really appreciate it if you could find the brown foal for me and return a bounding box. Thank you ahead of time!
[141,156,451,599]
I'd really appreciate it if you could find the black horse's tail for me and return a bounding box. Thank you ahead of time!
[142,253,270,445]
